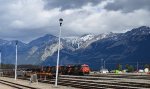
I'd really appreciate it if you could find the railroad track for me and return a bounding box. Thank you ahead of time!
[0,79,38,89]
[91,74,150,80]
[3,74,150,89]
[49,75,150,89]
[17,75,150,89]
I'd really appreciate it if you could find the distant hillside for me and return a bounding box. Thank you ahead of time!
[0,26,150,70]
[43,26,150,70]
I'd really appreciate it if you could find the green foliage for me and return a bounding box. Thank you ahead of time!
[128,65,134,72]
[144,64,149,68]
[125,64,135,72]
[116,64,122,71]
[125,64,129,69]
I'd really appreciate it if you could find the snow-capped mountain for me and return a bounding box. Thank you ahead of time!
[62,34,95,49]
[0,26,150,70]
[53,26,150,70]
[43,26,150,69]
[80,32,119,48]
[126,26,150,35]
[63,33,118,49]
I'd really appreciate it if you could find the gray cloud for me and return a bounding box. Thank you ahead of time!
[0,0,150,43]
[44,0,103,10]
[105,0,150,12]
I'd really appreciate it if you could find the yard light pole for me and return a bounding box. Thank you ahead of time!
[137,61,138,71]
[55,18,63,86]
[15,40,18,80]
[104,60,105,69]
[0,50,1,70]
[101,58,104,70]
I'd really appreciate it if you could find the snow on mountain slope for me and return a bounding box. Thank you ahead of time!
[78,33,118,48]
[41,43,63,61]
[80,34,95,41]
[63,33,118,49]
[28,46,38,55]
[62,34,95,49]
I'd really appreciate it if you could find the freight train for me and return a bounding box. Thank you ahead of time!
[2,64,90,78]
[41,64,90,76]
[24,64,90,78]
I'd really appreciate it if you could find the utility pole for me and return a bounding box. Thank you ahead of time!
[101,58,103,70]
[0,50,1,71]
[55,18,63,87]
[137,61,138,72]
[15,40,18,80]
[104,60,105,69]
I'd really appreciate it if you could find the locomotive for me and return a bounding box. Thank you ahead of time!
[62,64,90,75]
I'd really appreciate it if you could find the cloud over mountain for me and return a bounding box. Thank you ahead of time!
[0,0,150,43]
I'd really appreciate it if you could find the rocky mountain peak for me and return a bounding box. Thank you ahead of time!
[28,34,58,47]
[125,26,150,36]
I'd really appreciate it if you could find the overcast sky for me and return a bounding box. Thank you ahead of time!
[0,0,150,43]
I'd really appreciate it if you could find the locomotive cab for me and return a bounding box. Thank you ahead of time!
[80,64,90,75]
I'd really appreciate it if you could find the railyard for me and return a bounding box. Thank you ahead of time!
[0,71,150,89]
[0,76,76,89]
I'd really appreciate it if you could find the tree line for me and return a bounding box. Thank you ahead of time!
[116,64,150,72]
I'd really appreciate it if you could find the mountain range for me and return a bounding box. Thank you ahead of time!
[0,26,150,70]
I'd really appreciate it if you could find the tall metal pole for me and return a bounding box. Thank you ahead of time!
[101,58,103,70]
[0,50,1,70]
[55,18,63,86]
[15,41,18,80]
[104,60,105,69]
[137,61,138,71]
